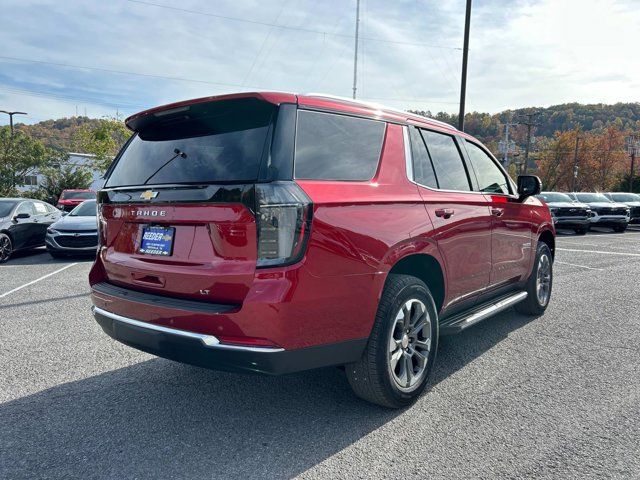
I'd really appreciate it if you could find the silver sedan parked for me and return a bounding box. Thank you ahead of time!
[46,200,98,258]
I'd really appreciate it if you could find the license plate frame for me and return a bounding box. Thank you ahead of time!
[139,225,175,256]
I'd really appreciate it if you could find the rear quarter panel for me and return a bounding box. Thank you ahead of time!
[295,123,445,341]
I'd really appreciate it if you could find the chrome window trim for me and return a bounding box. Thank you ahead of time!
[402,125,485,196]
[92,306,285,352]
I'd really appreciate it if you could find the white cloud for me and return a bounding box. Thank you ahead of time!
[0,0,638,125]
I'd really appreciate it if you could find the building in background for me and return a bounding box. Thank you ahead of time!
[16,152,103,192]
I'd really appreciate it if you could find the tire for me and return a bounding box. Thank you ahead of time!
[613,225,627,233]
[574,227,588,235]
[516,241,553,316]
[0,233,13,263]
[345,274,438,408]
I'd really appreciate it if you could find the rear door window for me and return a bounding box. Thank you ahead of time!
[420,130,471,191]
[464,140,511,195]
[105,98,276,187]
[294,110,385,181]
[409,127,438,188]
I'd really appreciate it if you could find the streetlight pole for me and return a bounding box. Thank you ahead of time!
[458,0,472,131]
[0,110,28,136]
[627,134,640,193]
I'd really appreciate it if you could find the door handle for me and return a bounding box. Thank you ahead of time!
[435,208,455,219]
[491,208,504,217]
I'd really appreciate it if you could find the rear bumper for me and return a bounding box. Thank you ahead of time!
[92,305,366,374]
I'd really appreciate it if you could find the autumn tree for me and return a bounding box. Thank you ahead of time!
[73,117,131,172]
[588,126,627,190]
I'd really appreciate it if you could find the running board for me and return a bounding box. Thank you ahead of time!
[439,291,528,335]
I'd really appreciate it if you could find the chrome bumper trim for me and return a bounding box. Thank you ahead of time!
[92,306,284,352]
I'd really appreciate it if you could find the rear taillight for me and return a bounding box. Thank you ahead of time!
[255,182,312,268]
[97,204,107,248]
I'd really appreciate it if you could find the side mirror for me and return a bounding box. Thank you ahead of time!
[517,175,541,200]
[14,212,31,220]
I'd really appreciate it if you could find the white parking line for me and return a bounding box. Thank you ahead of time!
[0,263,78,299]
[557,248,640,257]
[555,260,603,271]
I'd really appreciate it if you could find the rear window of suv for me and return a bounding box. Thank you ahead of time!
[294,110,385,181]
[105,98,276,187]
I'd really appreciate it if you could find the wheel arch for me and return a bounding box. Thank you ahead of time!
[385,253,446,314]
[0,229,14,243]
[538,228,555,258]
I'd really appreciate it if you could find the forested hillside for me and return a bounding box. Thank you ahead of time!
[14,117,101,152]
[410,102,640,192]
[411,102,640,149]
[7,101,640,192]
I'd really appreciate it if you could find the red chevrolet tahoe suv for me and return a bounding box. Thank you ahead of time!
[90,92,555,408]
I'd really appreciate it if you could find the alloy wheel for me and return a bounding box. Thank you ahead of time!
[536,253,552,306]
[388,299,432,392]
[0,235,12,262]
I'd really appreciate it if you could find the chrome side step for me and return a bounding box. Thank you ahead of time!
[439,291,528,335]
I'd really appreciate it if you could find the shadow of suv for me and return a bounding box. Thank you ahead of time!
[89,92,555,407]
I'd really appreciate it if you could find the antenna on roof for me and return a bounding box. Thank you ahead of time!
[352,0,360,99]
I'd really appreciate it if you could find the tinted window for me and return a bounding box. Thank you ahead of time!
[106,98,276,187]
[0,201,17,217]
[421,130,470,191]
[538,192,573,203]
[465,141,510,194]
[409,127,438,188]
[295,110,385,180]
[70,200,97,217]
[61,191,95,200]
[609,193,640,202]
[573,193,611,203]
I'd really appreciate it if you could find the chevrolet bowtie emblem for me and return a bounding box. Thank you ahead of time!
[140,190,158,201]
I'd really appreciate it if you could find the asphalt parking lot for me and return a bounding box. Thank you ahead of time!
[1,228,640,480]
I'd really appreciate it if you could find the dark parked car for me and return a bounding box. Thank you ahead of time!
[536,191,591,234]
[0,198,62,262]
[90,92,555,408]
[57,189,96,212]
[46,200,98,258]
[604,192,640,224]
[568,192,630,232]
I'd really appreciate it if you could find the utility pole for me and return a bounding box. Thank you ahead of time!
[352,0,360,99]
[0,110,28,136]
[458,0,472,131]
[517,110,541,174]
[571,128,581,192]
[499,118,518,167]
[627,134,640,193]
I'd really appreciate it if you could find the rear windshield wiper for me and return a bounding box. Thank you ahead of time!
[143,148,188,185]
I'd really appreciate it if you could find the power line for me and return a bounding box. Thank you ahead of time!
[0,56,263,89]
[0,85,147,110]
[124,0,461,50]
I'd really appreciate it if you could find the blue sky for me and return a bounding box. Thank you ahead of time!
[1,0,639,125]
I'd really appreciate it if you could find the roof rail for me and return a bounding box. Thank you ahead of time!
[303,93,458,131]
